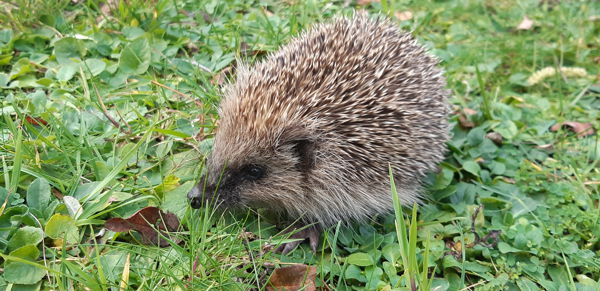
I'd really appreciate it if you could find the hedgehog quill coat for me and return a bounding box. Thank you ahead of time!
[188,13,450,227]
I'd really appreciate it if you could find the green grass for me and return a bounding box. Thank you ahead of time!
[1,0,599,290]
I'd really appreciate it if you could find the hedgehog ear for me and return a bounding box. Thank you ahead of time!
[290,139,316,171]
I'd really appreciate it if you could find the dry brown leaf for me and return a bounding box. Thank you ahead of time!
[394,11,413,22]
[463,108,477,115]
[25,116,48,126]
[96,0,119,22]
[356,0,379,5]
[456,108,478,129]
[267,264,317,291]
[105,207,180,247]
[550,121,595,137]
[185,42,199,54]
[502,177,516,184]
[535,144,554,150]
[262,7,274,17]
[458,114,475,129]
[52,188,64,199]
[516,16,534,30]
[238,231,258,241]
[486,132,503,145]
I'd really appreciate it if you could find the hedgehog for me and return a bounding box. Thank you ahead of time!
[188,12,450,253]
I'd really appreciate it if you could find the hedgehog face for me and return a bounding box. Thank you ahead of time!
[187,137,315,211]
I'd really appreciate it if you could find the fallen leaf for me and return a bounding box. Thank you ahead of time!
[535,144,553,150]
[463,108,477,115]
[357,0,379,5]
[516,16,533,30]
[458,114,475,129]
[550,121,595,137]
[96,0,119,22]
[239,231,258,241]
[394,11,413,22]
[52,188,64,199]
[267,264,317,291]
[455,108,477,129]
[105,206,180,247]
[502,177,516,184]
[262,7,274,17]
[485,132,503,145]
[185,42,199,54]
[25,116,48,126]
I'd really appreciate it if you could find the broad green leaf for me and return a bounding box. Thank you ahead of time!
[7,227,44,252]
[490,161,506,175]
[494,120,518,139]
[431,278,450,291]
[118,37,150,75]
[0,54,12,65]
[26,178,51,212]
[162,181,194,218]
[346,252,374,266]
[9,244,40,260]
[462,160,481,176]
[0,28,12,44]
[83,58,106,77]
[9,58,32,80]
[54,37,86,64]
[466,127,485,146]
[382,243,401,264]
[498,242,522,253]
[4,245,45,285]
[548,266,572,289]
[162,149,202,181]
[56,62,79,81]
[516,277,542,290]
[74,181,102,199]
[45,214,79,244]
[4,261,46,284]
[99,252,129,282]
[432,165,454,190]
[9,75,40,88]
[464,261,491,273]
[364,266,384,290]
[0,72,8,87]
[155,139,173,159]
[154,175,180,195]
[344,264,367,282]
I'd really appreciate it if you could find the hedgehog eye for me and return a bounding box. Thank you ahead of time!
[243,165,265,181]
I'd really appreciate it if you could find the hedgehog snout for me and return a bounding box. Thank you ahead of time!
[187,183,205,209]
[187,181,221,209]
[187,173,244,208]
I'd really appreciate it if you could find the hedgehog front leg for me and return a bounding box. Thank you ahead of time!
[276,224,320,254]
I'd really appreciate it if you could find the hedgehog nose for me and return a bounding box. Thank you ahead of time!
[188,184,203,209]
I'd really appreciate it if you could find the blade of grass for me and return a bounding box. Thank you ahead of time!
[80,124,154,204]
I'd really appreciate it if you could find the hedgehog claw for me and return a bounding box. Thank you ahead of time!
[276,225,320,254]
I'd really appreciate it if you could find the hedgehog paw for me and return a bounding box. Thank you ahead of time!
[276,225,320,254]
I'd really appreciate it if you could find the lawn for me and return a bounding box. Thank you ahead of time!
[0,0,599,290]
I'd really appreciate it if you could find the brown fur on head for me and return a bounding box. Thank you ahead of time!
[188,12,450,227]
